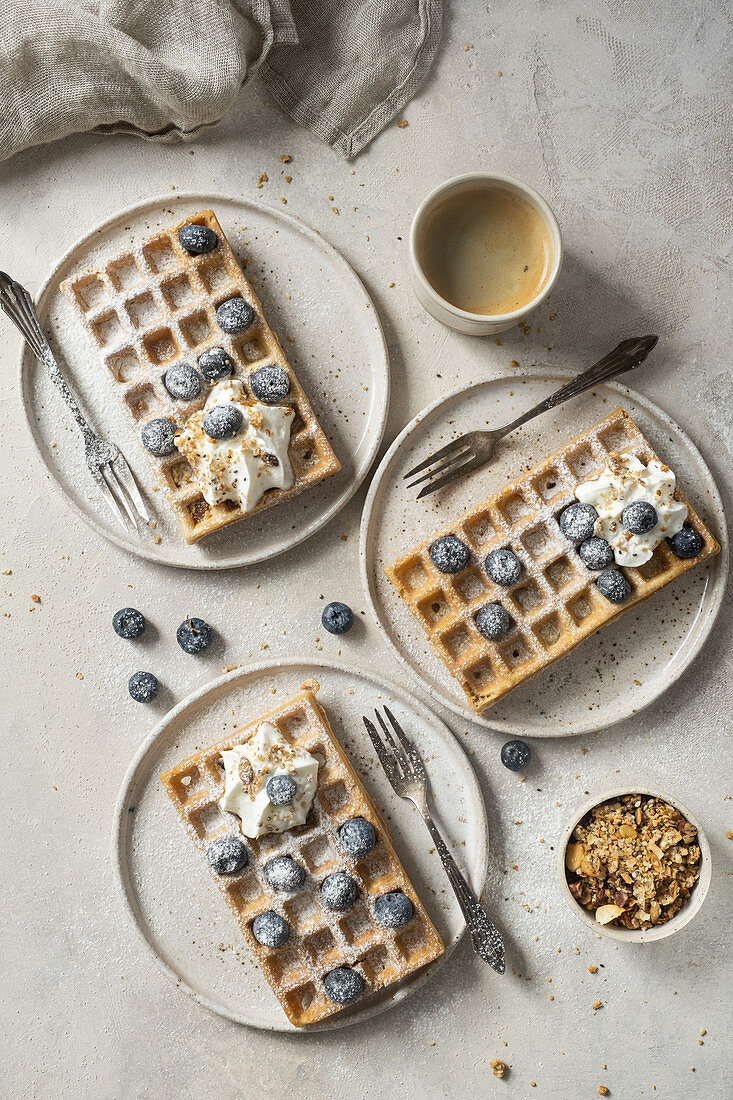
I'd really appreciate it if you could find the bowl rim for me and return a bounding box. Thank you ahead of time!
[558,785,711,943]
[408,171,563,323]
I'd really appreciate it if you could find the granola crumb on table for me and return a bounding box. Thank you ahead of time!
[565,795,701,929]
[489,1059,507,1078]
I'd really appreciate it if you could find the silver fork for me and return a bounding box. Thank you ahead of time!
[404,334,659,498]
[363,705,505,973]
[0,272,150,532]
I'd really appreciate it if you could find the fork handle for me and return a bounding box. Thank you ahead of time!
[498,335,659,438]
[421,811,506,973]
[0,271,94,442]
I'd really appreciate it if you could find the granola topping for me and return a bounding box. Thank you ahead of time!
[565,794,701,930]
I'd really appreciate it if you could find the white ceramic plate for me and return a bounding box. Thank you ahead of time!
[113,658,488,1032]
[20,193,389,569]
[360,375,727,736]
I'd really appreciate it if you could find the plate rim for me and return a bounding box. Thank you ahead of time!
[359,371,729,737]
[112,655,489,1032]
[19,190,391,571]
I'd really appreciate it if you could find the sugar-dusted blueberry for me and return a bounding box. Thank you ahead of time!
[322,601,354,635]
[198,346,235,380]
[338,816,376,859]
[216,297,254,334]
[485,548,521,587]
[596,569,631,604]
[475,602,513,642]
[578,536,614,570]
[374,890,413,928]
[203,403,243,440]
[128,671,159,703]
[622,500,658,535]
[266,774,297,806]
[141,417,176,456]
[324,966,363,1005]
[321,872,359,911]
[178,223,218,255]
[667,524,703,559]
[264,856,306,892]
[559,501,598,542]
[252,911,289,948]
[250,365,290,404]
[501,739,531,772]
[164,362,202,401]
[429,535,470,574]
[176,617,212,654]
[113,607,145,639]
[207,835,248,875]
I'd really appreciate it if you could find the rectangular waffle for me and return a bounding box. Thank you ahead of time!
[60,210,340,543]
[386,408,720,713]
[160,687,444,1027]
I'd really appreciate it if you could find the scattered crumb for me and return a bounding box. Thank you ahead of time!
[284,175,292,183]
[280,154,291,163]
[388,281,395,287]
[489,1060,506,1079]
[76,672,84,680]
[30,594,40,602]
[397,119,408,129]
[464,43,473,50]
[700,1029,706,1036]
[153,535,162,545]
[726,831,733,839]
[2,569,11,575]
[530,1084,536,1089]
[592,1001,603,1010]
[597,1088,608,1096]
[587,964,598,973]
[257,172,268,188]
[332,206,339,214]
[280,197,287,204]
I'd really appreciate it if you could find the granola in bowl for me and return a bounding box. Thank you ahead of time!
[564,794,702,930]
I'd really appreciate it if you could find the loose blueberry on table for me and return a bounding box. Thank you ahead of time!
[667,525,703,559]
[338,817,376,858]
[252,911,289,948]
[203,404,243,440]
[323,966,364,1005]
[475,602,513,641]
[501,739,531,772]
[264,856,306,892]
[320,872,359,911]
[112,607,145,639]
[559,501,598,542]
[216,297,254,334]
[429,534,470,574]
[207,835,248,875]
[265,774,297,805]
[178,224,218,254]
[198,346,235,380]
[128,670,159,703]
[322,601,354,635]
[176,617,213,654]
[485,547,521,586]
[374,890,413,928]
[249,365,290,404]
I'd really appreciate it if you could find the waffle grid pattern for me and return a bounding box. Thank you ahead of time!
[60,210,340,543]
[386,408,720,713]
[160,689,444,1027]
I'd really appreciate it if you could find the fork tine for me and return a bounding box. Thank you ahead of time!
[403,436,471,479]
[416,450,488,499]
[100,463,138,529]
[362,717,404,787]
[111,451,151,523]
[374,708,410,773]
[384,705,427,779]
[88,466,132,532]
[405,446,472,491]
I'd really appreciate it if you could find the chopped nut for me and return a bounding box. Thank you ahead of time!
[489,1059,506,1079]
[598,1088,609,1096]
[592,1001,603,1010]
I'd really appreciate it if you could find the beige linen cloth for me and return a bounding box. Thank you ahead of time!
[0,0,442,161]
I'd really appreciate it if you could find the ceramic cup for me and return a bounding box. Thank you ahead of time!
[408,172,562,335]
[558,786,711,943]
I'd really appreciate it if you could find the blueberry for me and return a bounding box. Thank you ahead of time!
[622,501,658,535]
[216,297,254,334]
[429,535,470,574]
[475,602,513,642]
[198,346,235,381]
[323,966,363,1005]
[264,856,306,892]
[164,362,202,401]
[321,872,359,911]
[203,404,243,440]
[176,617,212,654]
[374,891,413,928]
[338,817,376,859]
[559,502,598,542]
[266,774,297,805]
[128,671,159,703]
[249,365,290,404]
[141,417,176,456]
[667,525,703,559]
[207,835,248,875]
[321,601,354,635]
[485,548,521,586]
[113,607,145,639]
[596,569,632,603]
[178,223,218,255]
[252,911,289,948]
[500,739,531,772]
[578,537,614,570]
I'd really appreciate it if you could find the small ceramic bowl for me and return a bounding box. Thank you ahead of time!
[408,172,562,335]
[558,786,711,943]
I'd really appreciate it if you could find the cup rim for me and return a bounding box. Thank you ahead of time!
[558,786,711,943]
[408,171,563,324]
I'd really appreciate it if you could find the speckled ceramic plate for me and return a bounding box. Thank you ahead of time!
[360,375,727,736]
[20,193,389,569]
[113,658,489,1032]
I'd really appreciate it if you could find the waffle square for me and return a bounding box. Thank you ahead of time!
[160,688,444,1027]
[386,408,720,713]
[60,210,340,543]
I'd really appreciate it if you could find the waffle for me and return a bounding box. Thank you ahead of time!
[160,687,444,1027]
[386,408,720,713]
[60,210,340,544]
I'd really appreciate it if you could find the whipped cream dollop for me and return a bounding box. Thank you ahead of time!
[576,452,687,567]
[219,722,319,838]
[175,379,294,512]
